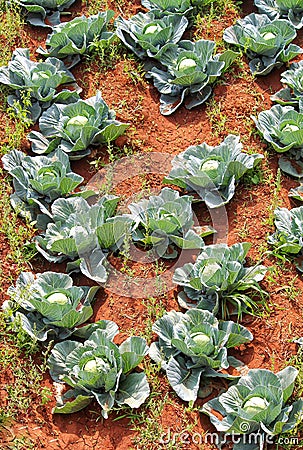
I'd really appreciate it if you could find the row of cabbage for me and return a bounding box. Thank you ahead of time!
[2,0,303,448]
[4,267,303,449]
[3,1,303,123]
[7,0,303,118]
[2,135,266,283]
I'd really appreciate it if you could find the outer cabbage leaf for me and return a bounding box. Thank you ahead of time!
[271,60,303,106]
[255,0,303,29]
[9,0,76,27]
[141,0,193,19]
[268,206,303,268]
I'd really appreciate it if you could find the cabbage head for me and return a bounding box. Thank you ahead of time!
[254,103,303,178]
[35,195,132,283]
[253,104,303,153]
[148,39,237,114]
[1,148,91,223]
[127,187,205,258]
[116,11,188,60]
[163,134,263,208]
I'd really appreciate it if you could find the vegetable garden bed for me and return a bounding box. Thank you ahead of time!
[1,0,303,449]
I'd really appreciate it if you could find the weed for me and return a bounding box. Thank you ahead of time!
[241,151,265,186]
[0,312,52,422]
[0,3,27,66]
[237,218,250,240]
[193,0,240,39]
[205,98,228,136]
[140,296,166,343]
[263,168,282,226]
[7,436,36,450]
[88,39,123,71]
[1,91,33,155]
[278,345,303,449]
[0,170,36,277]
[120,230,135,275]
[123,60,146,86]
[84,0,110,14]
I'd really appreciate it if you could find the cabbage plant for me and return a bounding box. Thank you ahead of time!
[0,48,81,122]
[268,206,303,270]
[149,308,253,402]
[289,184,303,202]
[10,0,76,27]
[254,103,303,178]
[141,0,193,18]
[38,12,115,68]
[223,13,302,75]
[147,39,237,115]
[115,12,188,60]
[141,0,217,14]
[163,135,264,208]
[270,60,303,107]
[127,187,205,258]
[3,271,100,341]
[28,91,129,160]
[35,195,132,282]
[253,104,303,153]
[48,326,150,415]
[1,149,91,223]
[255,0,303,29]
[201,367,303,449]
[173,243,267,318]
